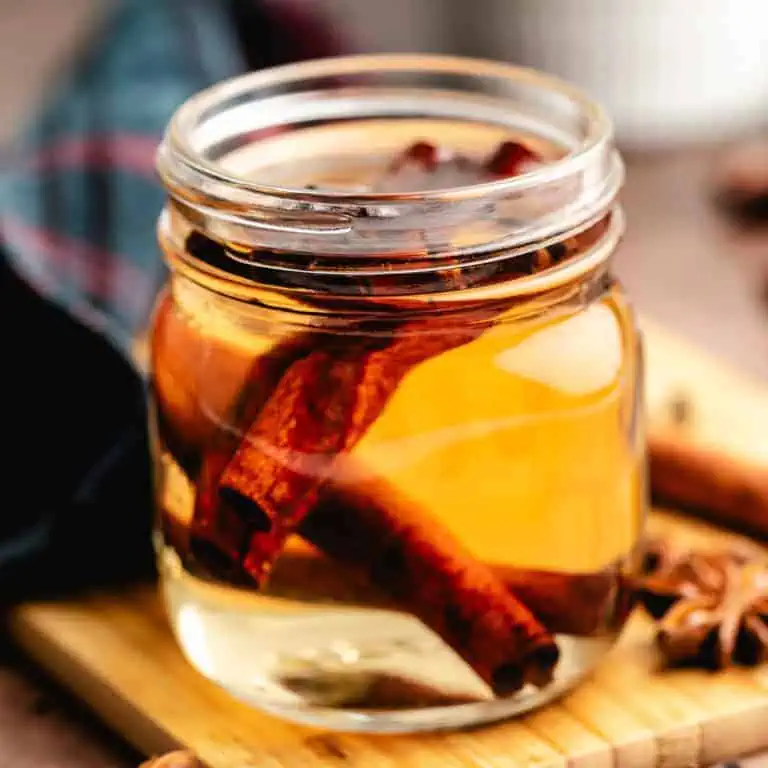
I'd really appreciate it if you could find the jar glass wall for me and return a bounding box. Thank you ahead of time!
[148,55,644,733]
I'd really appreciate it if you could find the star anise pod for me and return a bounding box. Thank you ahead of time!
[637,539,768,669]
[636,538,735,619]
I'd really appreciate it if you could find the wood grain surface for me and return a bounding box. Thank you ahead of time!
[0,641,138,768]
[7,320,768,768]
[6,510,768,768]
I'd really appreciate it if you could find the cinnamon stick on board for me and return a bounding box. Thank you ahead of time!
[649,431,768,540]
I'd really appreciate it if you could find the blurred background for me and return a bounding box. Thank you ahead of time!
[326,0,768,148]
[1,0,767,381]
[4,0,768,151]
[0,0,100,147]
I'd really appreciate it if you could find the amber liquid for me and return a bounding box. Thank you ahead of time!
[150,273,642,730]
[150,129,643,731]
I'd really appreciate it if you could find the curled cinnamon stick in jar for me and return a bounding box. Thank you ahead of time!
[298,467,559,693]
[179,139,581,692]
[275,508,619,637]
[150,287,316,474]
[183,473,617,641]
[185,333,322,578]
[180,308,564,692]
[188,450,256,583]
[218,313,495,583]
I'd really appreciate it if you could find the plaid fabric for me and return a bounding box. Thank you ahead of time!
[0,0,340,598]
[0,0,339,361]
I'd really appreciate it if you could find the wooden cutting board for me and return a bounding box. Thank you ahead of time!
[8,320,768,768]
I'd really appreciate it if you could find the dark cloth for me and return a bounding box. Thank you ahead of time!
[0,0,339,599]
[0,254,153,597]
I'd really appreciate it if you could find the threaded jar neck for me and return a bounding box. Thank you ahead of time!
[156,54,624,304]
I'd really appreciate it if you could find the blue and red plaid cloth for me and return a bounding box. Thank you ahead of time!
[0,0,340,598]
[1,0,339,357]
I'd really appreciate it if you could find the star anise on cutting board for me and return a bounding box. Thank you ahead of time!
[636,539,768,669]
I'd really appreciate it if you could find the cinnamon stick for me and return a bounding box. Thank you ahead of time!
[218,313,495,583]
[212,138,563,581]
[185,332,321,578]
[169,139,573,694]
[298,469,559,693]
[282,502,618,637]
[151,287,316,474]
[183,310,565,692]
[261,538,617,637]
[188,450,255,583]
[649,431,768,539]
[185,491,617,640]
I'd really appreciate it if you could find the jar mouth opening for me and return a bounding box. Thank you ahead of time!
[160,54,615,205]
[157,54,623,266]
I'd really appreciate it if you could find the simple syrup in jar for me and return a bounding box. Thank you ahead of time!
[148,55,644,732]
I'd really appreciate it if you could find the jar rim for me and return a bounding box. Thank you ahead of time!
[159,53,617,206]
[156,53,624,275]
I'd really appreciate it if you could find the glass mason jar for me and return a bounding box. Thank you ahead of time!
[148,54,645,733]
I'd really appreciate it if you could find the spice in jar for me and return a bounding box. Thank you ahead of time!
[149,54,642,731]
